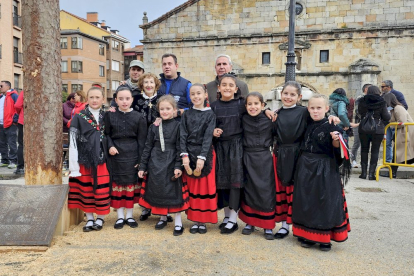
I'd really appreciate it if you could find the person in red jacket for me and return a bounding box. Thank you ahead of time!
[14,90,24,175]
[66,90,86,128]
[0,81,19,169]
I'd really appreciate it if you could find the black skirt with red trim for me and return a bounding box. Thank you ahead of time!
[239,202,276,229]
[273,156,293,224]
[293,189,351,244]
[68,164,111,215]
[138,177,189,216]
[184,151,218,224]
[110,182,140,209]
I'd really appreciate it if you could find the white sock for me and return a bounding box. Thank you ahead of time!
[222,207,230,224]
[277,221,289,234]
[117,207,125,220]
[142,208,150,215]
[158,215,167,224]
[175,213,182,227]
[85,213,94,227]
[244,224,252,230]
[126,208,134,220]
[265,229,273,234]
[95,215,105,226]
[225,209,238,229]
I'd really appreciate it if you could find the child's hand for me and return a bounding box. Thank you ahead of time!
[109,147,119,155]
[213,128,223,137]
[138,171,146,178]
[265,109,277,122]
[182,156,190,171]
[330,131,340,141]
[108,107,116,113]
[195,159,205,175]
[328,115,340,125]
[174,169,182,178]
[153,117,162,126]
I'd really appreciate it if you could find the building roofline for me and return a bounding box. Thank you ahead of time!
[60,29,108,44]
[139,0,201,29]
[61,10,111,35]
[61,10,130,43]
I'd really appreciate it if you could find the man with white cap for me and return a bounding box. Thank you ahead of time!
[111,60,145,108]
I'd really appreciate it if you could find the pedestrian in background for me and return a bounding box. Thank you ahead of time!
[358,86,391,180]
[350,84,371,168]
[14,90,24,175]
[66,90,87,129]
[0,81,19,169]
[63,93,75,133]
[385,95,414,178]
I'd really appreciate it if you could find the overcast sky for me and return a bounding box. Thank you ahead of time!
[60,0,185,46]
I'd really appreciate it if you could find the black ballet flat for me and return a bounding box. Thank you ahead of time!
[190,224,199,234]
[219,217,230,230]
[264,231,275,241]
[83,220,95,232]
[220,221,238,235]
[319,243,332,252]
[114,218,125,230]
[198,224,207,234]
[166,215,173,222]
[155,220,168,230]
[173,226,184,236]
[274,227,289,239]
[125,218,138,228]
[242,226,255,235]
[301,240,316,248]
[139,209,151,221]
[92,218,105,231]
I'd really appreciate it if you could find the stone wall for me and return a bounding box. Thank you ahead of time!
[141,0,414,117]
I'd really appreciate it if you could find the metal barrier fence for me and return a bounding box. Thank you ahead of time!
[376,122,414,181]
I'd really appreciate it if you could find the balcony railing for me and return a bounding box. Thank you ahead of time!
[13,14,21,28]
[14,51,23,64]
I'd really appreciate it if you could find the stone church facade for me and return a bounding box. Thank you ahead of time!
[140,0,414,115]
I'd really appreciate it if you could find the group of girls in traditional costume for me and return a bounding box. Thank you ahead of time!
[67,76,351,250]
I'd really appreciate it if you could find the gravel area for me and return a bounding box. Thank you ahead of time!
[0,175,413,275]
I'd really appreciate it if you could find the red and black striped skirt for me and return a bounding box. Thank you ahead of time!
[68,164,111,215]
[184,151,218,224]
[138,178,190,216]
[273,155,293,224]
[239,202,276,229]
[110,182,140,209]
[292,189,351,244]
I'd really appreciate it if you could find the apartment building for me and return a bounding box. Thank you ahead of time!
[60,10,130,103]
[60,30,107,95]
[0,0,23,91]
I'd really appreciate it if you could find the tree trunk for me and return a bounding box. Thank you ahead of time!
[22,0,62,185]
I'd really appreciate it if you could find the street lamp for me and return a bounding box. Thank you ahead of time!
[285,1,303,82]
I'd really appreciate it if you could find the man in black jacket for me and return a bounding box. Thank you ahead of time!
[205,54,249,105]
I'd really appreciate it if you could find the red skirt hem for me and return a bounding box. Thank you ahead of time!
[273,155,293,224]
[184,151,218,224]
[138,177,189,216]
[239,202,276,229]
[110,182,140,209]
[292,190,351,244]
[68,163,111,215]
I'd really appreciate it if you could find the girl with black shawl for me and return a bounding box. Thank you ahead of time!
[68,87,110,232]
[292,94,351,252]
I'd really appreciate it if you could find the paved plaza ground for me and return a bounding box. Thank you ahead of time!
[0,168,413,275]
